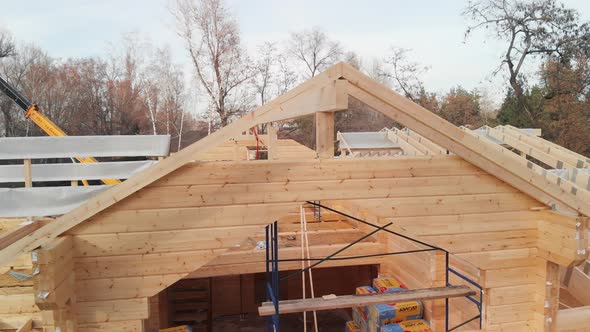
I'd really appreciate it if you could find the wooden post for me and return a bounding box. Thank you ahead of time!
[315,112,335,159]
[267,124,278,160]
[544,261,560,332]
[23,159,32,187]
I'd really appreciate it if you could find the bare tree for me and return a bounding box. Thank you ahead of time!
[287,27,342,78]
[253,42,277,106]
[0,30,15,59]
[380,47,430,102]
[252,41,297,106]
[463,0,590,122]
[173,0,253,128]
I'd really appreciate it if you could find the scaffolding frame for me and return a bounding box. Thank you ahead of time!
[264,201,483,332]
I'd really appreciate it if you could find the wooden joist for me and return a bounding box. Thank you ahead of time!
[258,285,475,316]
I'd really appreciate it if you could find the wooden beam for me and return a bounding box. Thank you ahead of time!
[501,125,590,169]
[258,285,475,316]
[315,111,335,158]
[267,124,278,160]
[0,64,347,268]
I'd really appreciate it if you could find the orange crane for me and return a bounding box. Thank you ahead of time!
[0,75,120,185]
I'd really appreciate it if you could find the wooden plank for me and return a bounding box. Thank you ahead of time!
[77,320,143,332]
[258,285,475,316]
[118,175,518,210]
[316,111,335,158]
[563,267,590,305]
[0,64,346,268]
[556,306,590,331]
[343,63,588,215]
[75,298,149,323]
[0,220,49,251]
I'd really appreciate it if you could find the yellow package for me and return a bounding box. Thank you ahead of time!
[379,319,432,332]
[346,320,361,332]
[372,277,407,293]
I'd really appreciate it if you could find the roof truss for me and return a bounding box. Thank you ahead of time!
[1,62,589,267]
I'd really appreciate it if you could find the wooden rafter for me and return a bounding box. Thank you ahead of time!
[404,128,447,154]
[341,63,590,216]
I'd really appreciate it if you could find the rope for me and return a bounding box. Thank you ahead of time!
[302,206,319,331]
[300,206,307,332]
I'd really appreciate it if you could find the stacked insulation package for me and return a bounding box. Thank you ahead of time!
[345,277,432,332]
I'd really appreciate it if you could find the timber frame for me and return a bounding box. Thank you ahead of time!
[0,62,589,331]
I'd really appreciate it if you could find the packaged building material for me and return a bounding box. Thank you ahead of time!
[372,277,407,293]
[378,319,432,332]
[346,320,360,332]
[367,301,423,326]
[353,285,377,325]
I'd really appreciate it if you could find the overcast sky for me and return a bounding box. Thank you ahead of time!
[2,0,590,106]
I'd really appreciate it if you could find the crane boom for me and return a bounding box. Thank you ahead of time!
[0,75,120,185]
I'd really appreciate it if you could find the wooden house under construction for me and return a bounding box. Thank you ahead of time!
[0,62,589,332]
